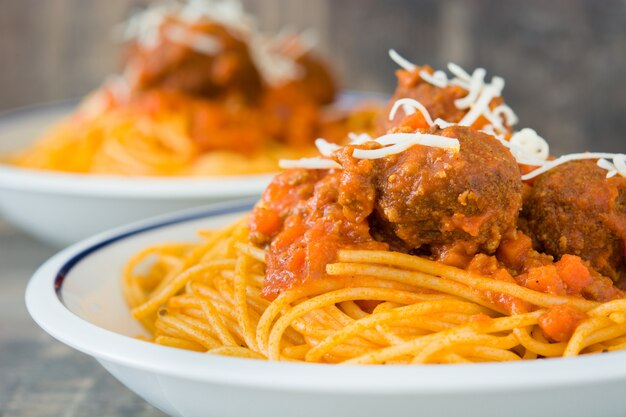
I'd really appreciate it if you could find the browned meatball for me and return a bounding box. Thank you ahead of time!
[378,67,465,133]
[523,160,626,282]
[378,66,509,135]
[124,17,263,101]
[288,52,337,105]
[373,126,523,254]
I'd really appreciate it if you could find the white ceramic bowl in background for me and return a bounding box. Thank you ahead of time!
[0,91,385,247]
[26,200,626,417]
[0,101,272,247]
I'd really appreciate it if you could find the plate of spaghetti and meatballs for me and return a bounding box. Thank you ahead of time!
[120,49,626,363]
[26,47,626,417]
[5,0,378,176]
[0,0,383,246]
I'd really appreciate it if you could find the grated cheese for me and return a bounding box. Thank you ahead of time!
[117,0,310,86]
[614,154,626,175]
[492,104,519,127]
[447,63,472,83]
[164,24,222,55]
[434,118,454,129]
[179,0,253,34]
[596,155,626,179]
[385,95,550,172]
[509,128,549,161]
[248,33,305,86]
[387,50,518,141]
[522,153,626,181]
[388,49,416,71]
[419,69,448,88]
[314,138,341,157]
[352,133,460,159]
[347,132,373,145]
[454,68,485,109]
[388,98,434,126]
[458,76,504,127]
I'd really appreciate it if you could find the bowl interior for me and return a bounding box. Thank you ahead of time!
[60,209,246,336]
[0,102,74,153]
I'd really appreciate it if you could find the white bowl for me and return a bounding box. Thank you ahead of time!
[0,102,270,247]
[26,200,626,417]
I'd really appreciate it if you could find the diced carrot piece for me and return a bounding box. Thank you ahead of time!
[555,254,593,294]
[250,207,282,236]
[272,223,304,250]
[402,112,430,130]
[286,247,306,275]
[524,265,566,295]
[538,305,588,342]
[496,233,532,271]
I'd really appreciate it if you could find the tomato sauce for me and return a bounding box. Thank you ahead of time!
[250,169,386,299]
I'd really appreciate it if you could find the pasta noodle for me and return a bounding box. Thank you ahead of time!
[9,106,329,176]
[123,218,626,364]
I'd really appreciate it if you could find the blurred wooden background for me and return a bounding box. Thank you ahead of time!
[1,0,625,155]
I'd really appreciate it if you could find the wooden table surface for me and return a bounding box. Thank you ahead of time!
[0,219,166,417]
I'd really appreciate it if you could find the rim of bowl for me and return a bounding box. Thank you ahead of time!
[0,164,275,198]
[25,199,626,394]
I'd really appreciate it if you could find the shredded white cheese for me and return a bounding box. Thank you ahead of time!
[117,0,311,86]
[164,24,222,55]
[280,131,458,170]
[509,128,549,161]
[434,118,454,129]
[352,133,459,159]
[347,132,373,145]
[179,0,253,34]
[118,0,254,48]
[419,70,448,88]
[314,138,341,157]
[447,63,472,83]
[596,155,626,179]
[388,49,416,71]
[454,68,485,109]
[388,98,434,126]
[387,50,518,141]
[614,154,626,175]
[458,76,504,127]
[522,153,626,181]
[248,33,305,86]
[491,104,519,127]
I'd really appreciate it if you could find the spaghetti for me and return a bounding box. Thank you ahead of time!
[123,219,626,364]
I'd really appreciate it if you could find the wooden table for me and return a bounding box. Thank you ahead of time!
[0,219,166,417]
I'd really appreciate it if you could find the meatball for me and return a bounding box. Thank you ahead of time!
[287,52,337,106]
[379,67,466,133]
[523,160,626,282]
[124,17,263,101]
[378,66,509,134]
[373,126,523,254]
[267,33,337,106]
